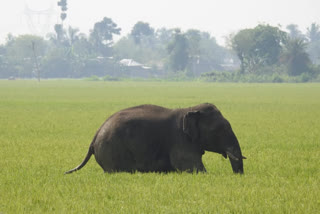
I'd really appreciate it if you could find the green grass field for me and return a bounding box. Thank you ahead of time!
[0,80,319,213]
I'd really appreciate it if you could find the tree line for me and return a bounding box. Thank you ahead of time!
[1,15,320,82]
[225,24,320,82]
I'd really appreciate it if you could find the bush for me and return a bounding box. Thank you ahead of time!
[103,75,121,81]
[83,75,101,81]
[271,73,284,83]
[165,70,194,81]
[199,70,317,83]
[299,73,311,82]
[200,71,235,82]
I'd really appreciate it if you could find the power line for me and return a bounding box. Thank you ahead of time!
[23,2,58,36]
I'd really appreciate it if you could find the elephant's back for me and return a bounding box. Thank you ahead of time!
[112,104,172,121]
[97,104,174,141]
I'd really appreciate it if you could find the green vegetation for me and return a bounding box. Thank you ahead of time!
[0,80,319,213]
[2,12,320,81]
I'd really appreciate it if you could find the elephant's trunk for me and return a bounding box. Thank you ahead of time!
[228,151,244,174]
[225,132,245,174]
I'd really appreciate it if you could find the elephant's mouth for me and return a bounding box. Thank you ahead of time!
[226,151,246,161]
[225,148,246,174]
[228,153,246,174]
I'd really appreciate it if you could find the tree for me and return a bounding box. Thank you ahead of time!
[307,23,320,42]
[6,35,46,78]
[167,29,189,72]
[32,41,41,81]
[306,23,320,64]
[231,29,255,73]
[281,38,311,76]
[42,47,72,78]
[131,21,154,44]
[57,0,68,22]
[114,28,171,70]
[53,24,66,45]
[286,24,304,39]
[113,36,155,65]
[90,17,121,56]
[0,35,15,78]
[0,44,10,78]
[155,28,175,45]
[71,33,92,57]
[185,29,201,57]
[185,30,227,75]
[46,25,87,78]
[65,26,80,46]
[231,24,286,73]
[154,28,175,57]
[51,1,73,48]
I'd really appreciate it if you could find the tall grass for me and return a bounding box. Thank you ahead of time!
[0,80,319,213]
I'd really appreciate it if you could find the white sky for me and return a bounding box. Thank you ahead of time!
[1,0,319,45]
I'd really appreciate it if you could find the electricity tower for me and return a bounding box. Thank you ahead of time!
[23,1,57,36]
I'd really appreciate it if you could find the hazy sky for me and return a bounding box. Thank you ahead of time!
[1,0,319,45]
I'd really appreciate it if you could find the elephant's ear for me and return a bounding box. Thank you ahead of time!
[183,111,200,142]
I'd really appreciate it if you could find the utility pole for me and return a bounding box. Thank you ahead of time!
[32,41,41,82]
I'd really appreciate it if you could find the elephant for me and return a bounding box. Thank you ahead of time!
[65,103,246,174]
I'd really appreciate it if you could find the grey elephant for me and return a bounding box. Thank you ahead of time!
[65,103,246,174]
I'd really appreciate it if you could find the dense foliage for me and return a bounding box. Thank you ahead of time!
[1,16,320,82]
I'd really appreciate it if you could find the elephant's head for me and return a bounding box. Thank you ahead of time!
[183,103,246,174]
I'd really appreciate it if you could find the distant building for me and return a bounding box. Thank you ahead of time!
[119,59,151,70]
[118,59,154,78]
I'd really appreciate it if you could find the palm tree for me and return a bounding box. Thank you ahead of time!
[307,23,320,42]
[281,38,311,76]
[66,26,80,46]
[306,23,320,64]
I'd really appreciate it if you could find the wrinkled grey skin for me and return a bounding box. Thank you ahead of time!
[65,103,246,174]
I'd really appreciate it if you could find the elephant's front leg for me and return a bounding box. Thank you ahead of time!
[169,145,206,173]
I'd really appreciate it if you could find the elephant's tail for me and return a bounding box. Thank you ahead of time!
[64,146,93,174]
[64,131,98,174]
